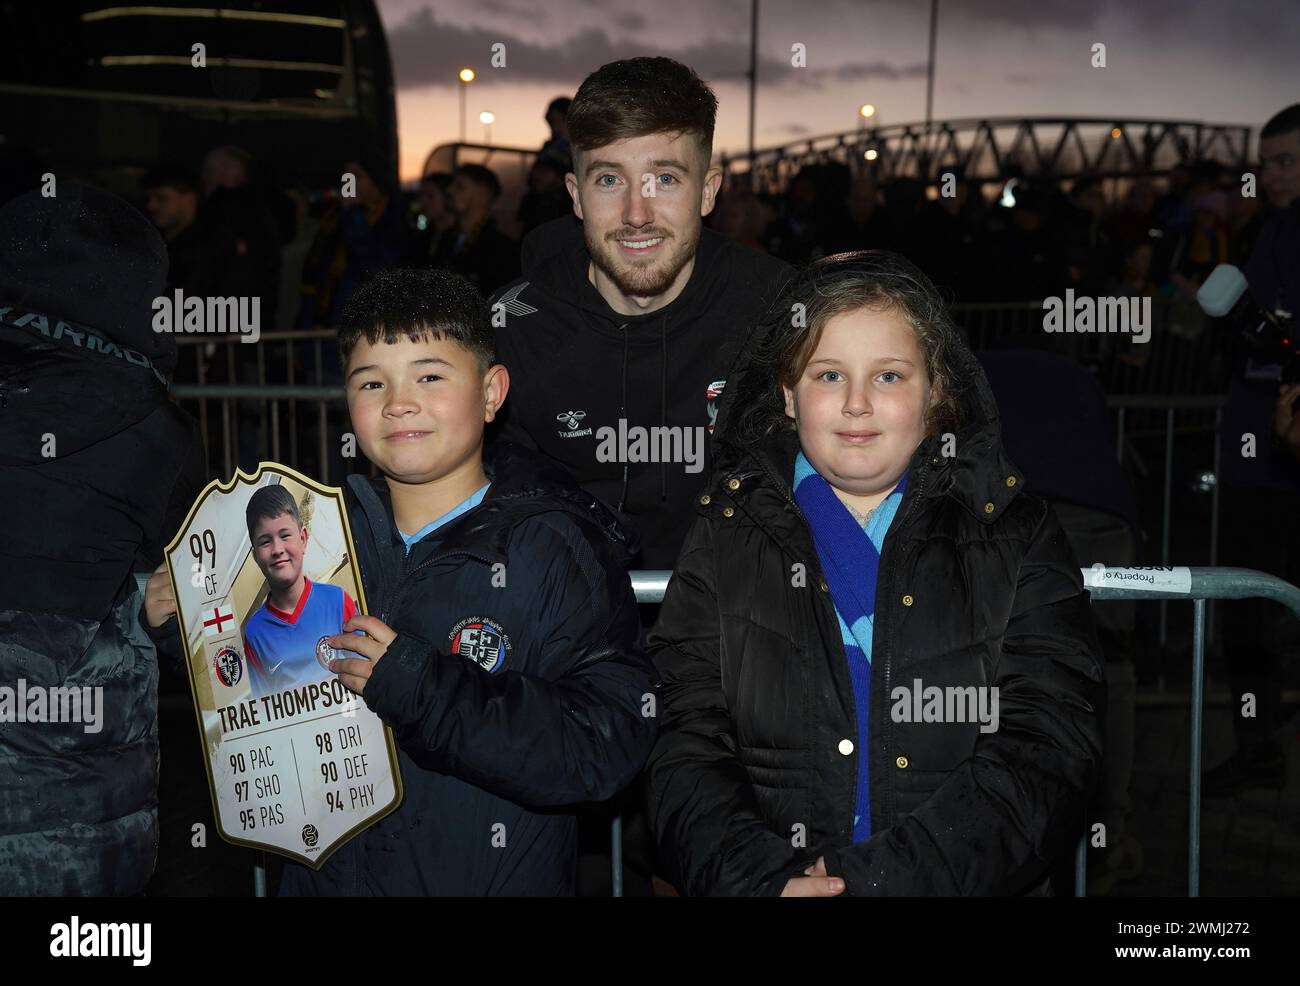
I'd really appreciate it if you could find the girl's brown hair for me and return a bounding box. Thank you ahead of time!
[729,250,967,444]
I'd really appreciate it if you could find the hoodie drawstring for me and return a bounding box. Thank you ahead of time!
[617,322,630,512]
[615,314,670,508]
[660,312,668,501]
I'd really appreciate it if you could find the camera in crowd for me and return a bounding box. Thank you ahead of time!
[1198,262,1299,382]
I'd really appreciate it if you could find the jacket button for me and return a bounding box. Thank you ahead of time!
[838,739,854,755]
[727,477,741,491]
[819,578,829,593]
[984,501,995,513]
[896,755,909,769]
[1005,475,1017,487]
[699,494,711,506]
[902,594,914,606]
[722,506,735,518]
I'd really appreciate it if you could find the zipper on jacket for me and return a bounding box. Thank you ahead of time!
[378,548,497,625]
[746,442,806,525]
[750,439,936,836]
[875,455,931,829]
[747,443,872,840]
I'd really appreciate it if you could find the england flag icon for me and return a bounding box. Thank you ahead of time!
[202,603,237,637]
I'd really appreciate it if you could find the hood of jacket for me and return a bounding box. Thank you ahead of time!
[0,300,171,465]
[714,312,1025,528]
[345,441,640,616]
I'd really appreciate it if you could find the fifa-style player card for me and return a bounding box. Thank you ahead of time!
[164,462,403,869]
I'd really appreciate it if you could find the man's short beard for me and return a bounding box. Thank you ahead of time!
[587,227,699,300]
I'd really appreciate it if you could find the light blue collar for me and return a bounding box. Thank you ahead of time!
[399,482,491,554]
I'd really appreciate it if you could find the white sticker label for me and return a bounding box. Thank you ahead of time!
[1083,566,1192,593]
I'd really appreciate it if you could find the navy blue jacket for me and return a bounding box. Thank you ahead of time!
[280,442,659,895]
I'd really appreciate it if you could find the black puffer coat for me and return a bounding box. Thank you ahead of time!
[0,185,204,895]
[644,326,1105,897]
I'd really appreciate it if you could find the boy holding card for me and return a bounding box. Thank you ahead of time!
[278,267,658,895]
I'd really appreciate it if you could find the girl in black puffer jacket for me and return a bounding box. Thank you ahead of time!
[645,251,1105,896]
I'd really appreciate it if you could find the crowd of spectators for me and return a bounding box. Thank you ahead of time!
[140,148,1274,379]
[131,96,1276,395]
[711,158,1271,310]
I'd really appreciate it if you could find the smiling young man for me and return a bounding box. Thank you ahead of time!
[489,57,791,573]
[276,267,658,896]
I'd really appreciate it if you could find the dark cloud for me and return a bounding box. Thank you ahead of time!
[832,60,929,82]
[386,6,924,91]
[936,0,1097,29]
[794,0,1298,59]
[478,0,543,19]
[936,0,1300,55]
[614,11,647,32]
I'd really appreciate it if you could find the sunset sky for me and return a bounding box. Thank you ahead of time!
[375,0,1299,182]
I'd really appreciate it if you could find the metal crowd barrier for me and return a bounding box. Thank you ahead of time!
[178,374,1232,652]
[188,565,1294,897]
[172,371,1231,652]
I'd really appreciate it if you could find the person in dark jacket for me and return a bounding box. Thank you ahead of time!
[1208,103,1300,794]
[489,57,791,574]
[430,164,520,297]
[277,267,659,895]
[294,154,405,337]
[401,172,455,268]
[0,184,205,895]
[489,54,792,897]
[645,251,1105,896]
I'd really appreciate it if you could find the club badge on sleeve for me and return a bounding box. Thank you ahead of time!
[449,616,512,673]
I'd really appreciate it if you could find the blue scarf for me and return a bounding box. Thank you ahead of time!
[793,451,908,843]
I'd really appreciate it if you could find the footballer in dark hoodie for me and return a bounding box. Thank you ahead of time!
[489,214,789,571]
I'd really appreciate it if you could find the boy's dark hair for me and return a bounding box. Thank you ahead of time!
[567,57,717,165]
[453,164,501,202]
[1261,103,1300,141]
[730,250,966,445]
[337,267,496,372]
[420,172,452,192]
[246,484,303,541]
[142,166,200,197]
